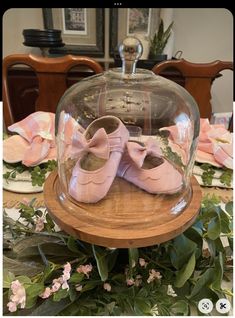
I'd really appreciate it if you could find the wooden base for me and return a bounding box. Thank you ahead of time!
[44,171,202,248]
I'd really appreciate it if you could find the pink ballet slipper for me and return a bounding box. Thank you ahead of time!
[117,138,183,194]
[68,116,129,203]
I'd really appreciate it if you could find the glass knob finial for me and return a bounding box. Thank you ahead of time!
[119,36,143,74]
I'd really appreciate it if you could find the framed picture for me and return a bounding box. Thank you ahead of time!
[43,8,104,57]
[109,8,160,57]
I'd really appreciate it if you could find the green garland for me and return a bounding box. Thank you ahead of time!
[3,160,57,187]
[3,195,233,316]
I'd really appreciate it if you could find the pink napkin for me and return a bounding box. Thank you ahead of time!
[3,112,56,167]
[161,118,233,169]
[197,118,233,169]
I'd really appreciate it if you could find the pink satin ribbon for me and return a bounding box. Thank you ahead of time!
[127,138,162,168]
[70,128,110,160]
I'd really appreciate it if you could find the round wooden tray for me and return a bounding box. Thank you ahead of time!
[44,171,202,248]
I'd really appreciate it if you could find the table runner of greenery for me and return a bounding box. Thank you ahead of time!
[3,195,233,316]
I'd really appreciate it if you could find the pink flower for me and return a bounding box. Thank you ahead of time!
[61,281,69,290]
[7,301,17,312]
[139,258,148,268]
[147,269,162,283]
[77,264,93,278]
[7,280,26,312]
[103,283,111,292]
[126,278,135,286]
[40,287,52,299]
[62,262,71,281]
[51,281,61,292]
[35,216,45,232]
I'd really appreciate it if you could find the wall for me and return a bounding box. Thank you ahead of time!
[2,8,233,113]
[173,8,233,113]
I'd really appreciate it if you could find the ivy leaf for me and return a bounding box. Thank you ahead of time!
[207,216,221,240]
[174,252,196,288]
[25,282,44,308]
[3,270,15,288]
[92,245,108,282]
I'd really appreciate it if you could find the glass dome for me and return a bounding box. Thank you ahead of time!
[55,37,200,216]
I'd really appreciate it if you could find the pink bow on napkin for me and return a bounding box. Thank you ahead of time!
[3,112,56,167]
[70,128,110,160]
[127,138,162,168]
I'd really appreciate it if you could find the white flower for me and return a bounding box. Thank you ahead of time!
[103,283,111,292]
[139,258,148,268]
[75,284,83,292]
[150,304,159,316]
[167,284,177,297]
[147,269,162,283]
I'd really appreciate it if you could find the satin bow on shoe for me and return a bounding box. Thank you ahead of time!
[70,128,110,160]
[127,138,162,168]
[4,111,56,166]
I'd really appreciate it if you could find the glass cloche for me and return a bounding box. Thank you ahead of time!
[55,37,200,216]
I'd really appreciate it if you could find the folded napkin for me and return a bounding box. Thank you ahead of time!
[197,118,233,169]
[160,118,233,169]
[3,112,56,167]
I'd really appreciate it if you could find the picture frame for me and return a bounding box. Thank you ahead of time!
[109,8,160,58]
[42,8,104,57]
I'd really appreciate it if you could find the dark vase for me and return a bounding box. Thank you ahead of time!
[148,53,168,61]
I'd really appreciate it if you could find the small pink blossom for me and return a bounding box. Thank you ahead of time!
[126,278,135,286]
[7,301,17,312]
[147,269,162,283]
[35,216,45,232]
[62,262,71,281]
[51,281,61,292]
[103,283,111,292]
[139,258,148,268]
[77,264,93,278]
[75,284,83,291]
[40,287,52,299]
[7,280,26,312]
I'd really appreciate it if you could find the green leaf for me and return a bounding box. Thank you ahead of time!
[170,300,189,316]
[107,248,119,272]
[92,245,108,281]
[169,234,197,269]
[175,252,196,288]
[69,272,84,283]
[3,270,15,288]
[53,288,69,302]
[3,255,44,277]
[25,282,44,308]
[189,268,215,299]
[207,216,221,240]
[211,252,224,291]
[134,298,151,315]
